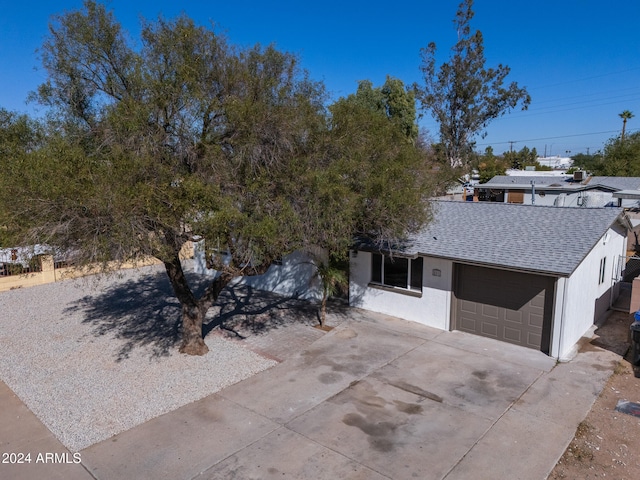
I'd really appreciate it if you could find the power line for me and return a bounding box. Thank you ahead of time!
[528,94,640,113]
[529,67,640,91]
[496,98,640,120]
[475,129,629,147]
[531,86,639,106]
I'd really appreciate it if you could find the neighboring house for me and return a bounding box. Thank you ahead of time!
[0,244,61,275]
[349,201,629,361]
[476,174,640,208]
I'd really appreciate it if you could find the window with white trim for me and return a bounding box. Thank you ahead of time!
[371,253,423,291]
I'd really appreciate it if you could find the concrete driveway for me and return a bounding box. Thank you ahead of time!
[2,309,620,480]
[76,311,617,480]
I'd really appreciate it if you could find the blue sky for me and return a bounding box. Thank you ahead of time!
[1,0,639,157]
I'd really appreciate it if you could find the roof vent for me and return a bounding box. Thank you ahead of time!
[573,170,586,182]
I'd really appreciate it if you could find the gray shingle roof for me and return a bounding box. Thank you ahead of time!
[588,176,640,191]
[382,201,624,277]
[483,175,640,192]
[482,175,572,186]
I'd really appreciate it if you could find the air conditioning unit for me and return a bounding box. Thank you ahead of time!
[573,170,586,181]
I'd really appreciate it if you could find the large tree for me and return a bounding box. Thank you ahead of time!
[0,109,44,246]
[0,1,432,355]
[571,152,603,173]
[318,79,431,251]
[475,146,506,183]
[295,77,432,327]
[416,0,530,169]
[502,145,539,170]
[345,77,419,142]
[598,131,640,176]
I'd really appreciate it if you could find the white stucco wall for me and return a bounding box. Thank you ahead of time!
[551,224,627,360]
[349,251,452,330]
[515,190,637,208]
[351,223,626,360]
[194,243,322,300]
[521,192,563,206]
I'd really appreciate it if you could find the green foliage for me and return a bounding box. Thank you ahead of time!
[0,109,41,157]
[476,146,506,183]
[341,77,419,142]
[0,109,45,246]
[620,110,634,140]
[598,132,640,176]
[502,146,539,170]
[416,0,530,169]
[571,153,603,173]
[0,1,434,352]
[3,2,328,273]
[325,85,432,253]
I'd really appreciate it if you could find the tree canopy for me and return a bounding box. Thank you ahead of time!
[597,132,640,177]
[571,152,603,173]
[416,0,530,169]
[475,146,506,183]
[343,77,419,142]
[0,1,432,355]
[502,146,540,170]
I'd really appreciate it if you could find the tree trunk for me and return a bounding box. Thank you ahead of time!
[319,282,332,328]
[163,250,236,355]
[179,303,209,356]
[163,253,210,356]
[320,293,327,328]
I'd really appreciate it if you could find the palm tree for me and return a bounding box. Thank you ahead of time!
[620,110,634,141]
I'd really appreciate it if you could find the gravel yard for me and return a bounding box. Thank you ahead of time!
[0,264,280,452]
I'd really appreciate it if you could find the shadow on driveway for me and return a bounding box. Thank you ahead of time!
[63,269,321,361]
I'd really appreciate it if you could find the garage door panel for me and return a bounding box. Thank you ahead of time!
[455,264,553,351]
[504,327,522,343]
[481,304,499,319]
[530,293,545,309]
[527,332,542,347]
[528,313,544,328]
[459,317,476,331]
[505,310,523,325]
[457,267,547,311]
[480,322,499,338]
[459,300,478,314]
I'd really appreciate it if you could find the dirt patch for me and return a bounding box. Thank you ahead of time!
[314,324,335,332]
[549,311,640,479]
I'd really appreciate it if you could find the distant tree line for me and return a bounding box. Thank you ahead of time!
[571,131,640,177]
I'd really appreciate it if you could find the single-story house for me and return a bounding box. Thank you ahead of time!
[476,174,640,208]
[349,201,630,361]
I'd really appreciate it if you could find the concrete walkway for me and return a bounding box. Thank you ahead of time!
[1,311,621,480]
